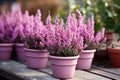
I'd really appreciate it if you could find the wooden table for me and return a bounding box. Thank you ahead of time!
[0,60,120,80]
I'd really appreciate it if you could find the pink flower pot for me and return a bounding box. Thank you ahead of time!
[77,49,96,70]
[49,55,79,79]
[25,48,49,69]
[0,43,14,61]
[15,43,26,61]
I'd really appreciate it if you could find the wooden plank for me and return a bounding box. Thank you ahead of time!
[38,63,111,80]
[86,68,120,80]
[0,60,59,80]
[72,70,111,80]
[0,60,111,80]
[38,68,111,80]
[92,65,120,76]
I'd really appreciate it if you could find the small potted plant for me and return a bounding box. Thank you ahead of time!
[0,11,17,61]
[12,9,26,61]
[76,10,106,70]
[107,23,120,67]
[107,39,120,67]
[14,25,25,62]
[45,13,85,79]
[24,10,49,69]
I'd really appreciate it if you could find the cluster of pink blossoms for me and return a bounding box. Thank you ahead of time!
[0,9,47,49]
[0,8,106,55]
[45,10,106,56]
[45,13,85,56]
[0,8,22,43]
[19,10,47,50]
[76,10,106,50]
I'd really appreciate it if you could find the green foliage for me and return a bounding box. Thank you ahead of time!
[58,0,120,34]
[78,0,120,33]
[115,23,120,34]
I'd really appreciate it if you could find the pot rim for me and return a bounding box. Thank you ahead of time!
[49,55,79,59]
[108,47,120,50]
[107,48,120,54]
[24,48,48,52]
[82,49,96,53]
[15,43,24,46]
[0,43,14,46]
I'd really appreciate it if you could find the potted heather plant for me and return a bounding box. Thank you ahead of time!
[46,13,85,79]
[76,10,106,70]
[0,11,17,61]
[24,10,49,69]
[12,9,26,61]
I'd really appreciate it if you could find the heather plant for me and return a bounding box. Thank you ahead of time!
[76,10,106,50]
[0,11,19,43]
[24,10,47,50]
[45,13,85,57]
[0,8,25,43]
[12,8,25,43]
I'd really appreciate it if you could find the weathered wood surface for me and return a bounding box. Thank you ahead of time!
[0,60,59,80]
[92,65,120,76]
[86,68,120,80]
[0,60,115,80]
[38,68,111,80]
[39,63,111,80]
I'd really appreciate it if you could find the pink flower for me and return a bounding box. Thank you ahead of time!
[23,10,47,50]
[46,13,85,56]
[76,10,106,50]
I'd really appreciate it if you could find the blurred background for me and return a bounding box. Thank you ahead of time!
[0,0,120,78]
[0,0,120,40]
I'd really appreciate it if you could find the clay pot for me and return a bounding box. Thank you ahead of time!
[25,48,49,69]
[15,43,26,61]
[108,48,120,67]
[49,55,79,79]
[77,49,96,70]
[0,43,14,61]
